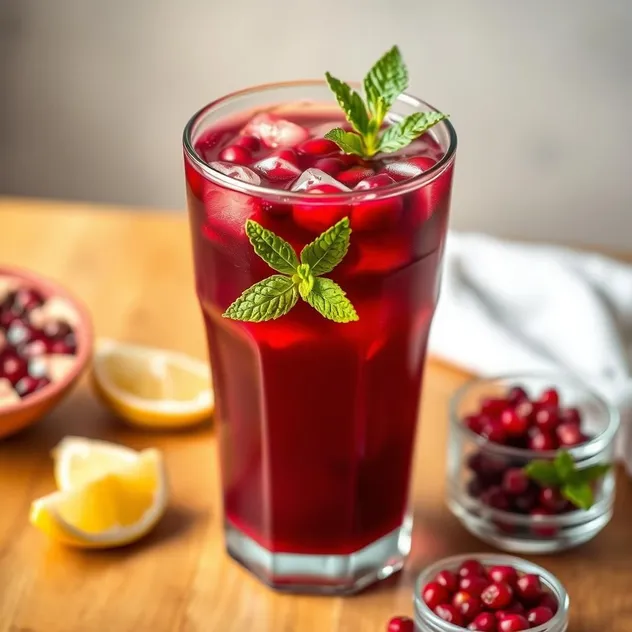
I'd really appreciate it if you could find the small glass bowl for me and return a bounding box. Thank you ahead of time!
[414,553,569,631]
[446,374,619,554]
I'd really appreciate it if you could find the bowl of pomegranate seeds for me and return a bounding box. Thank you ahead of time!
[446,375,619,553]
[0,266,92,438]
[413,553,569,631]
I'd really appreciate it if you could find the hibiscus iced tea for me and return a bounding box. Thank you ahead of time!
[184,78,456,593]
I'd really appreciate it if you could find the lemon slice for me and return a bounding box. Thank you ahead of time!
[92,339,213,429]
[53,435,138,490]
[30,443,167,548]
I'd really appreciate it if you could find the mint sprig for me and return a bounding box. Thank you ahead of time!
[223,218,358,323]
[324,45,447,158]
[524,451,612,511]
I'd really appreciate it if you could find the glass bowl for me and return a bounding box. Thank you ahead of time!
[446,373,619,554]
[414,552,569,631]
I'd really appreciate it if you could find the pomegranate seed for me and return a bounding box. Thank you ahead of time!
[497,614,529,631]
[464,414,486,434]
[13,288,44,313]
[48,333,77,355]
[527,606,554,625]
[481,582,513,610]
[0,349,28,385]
[559,407,581,426]
[458,559,488,579]
[500,602,525,616]
[459,576,490,598]
[534,405,559,433]
[6,321,36,346]
[481,397,507,416]
[313,157,344,176]
[481,420,507,444]
[539,487,567,512]
[467,477,485,498]
[557,422,587,447]
[500,408,528,436]
[467,452,507,482]
[434,604,463,626]
[236,135,260,151]
[454,593,483,621]
[511,486,539,514]
[218,145,252,165]
[501,468,529,495]
[515,574,543,604]
[435,569,459,592]
[422,582,450,609]
[296,137,339,156]
[351,197,403,232]
[0,309,22,329]
[273,148,301,167]
[354,173,396,191]
[530,507,559,537]
[488,566,519,588]
[507,386,528,405]
[42,320,73,340]
[468,612,498,631]
[539,388,560,407]
[514,401,535,423]
[529,430,557,451]
[15,375,49,397]
[253,156,301,182]
[538,593,559,613]
[336,166,375,187]
[387,616,414,632]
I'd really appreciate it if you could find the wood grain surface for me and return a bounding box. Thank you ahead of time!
[0,197,630,632]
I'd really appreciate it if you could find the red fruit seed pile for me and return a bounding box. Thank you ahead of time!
[464,385,593,535]
[464,386,589,451]
[0,281,77,403]
[408,559,557,630]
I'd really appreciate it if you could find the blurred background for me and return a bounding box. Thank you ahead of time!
[1,0,630,248]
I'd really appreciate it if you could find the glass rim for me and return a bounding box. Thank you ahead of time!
[414,552,570,632]
[182,79,457,202]
[449,372,621,461]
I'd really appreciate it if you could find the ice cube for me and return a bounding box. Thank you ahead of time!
[252,156,301,182]
[290,168,351,193]
[382,157,436,182]
[242,113,309,148]
[208,161,261,185]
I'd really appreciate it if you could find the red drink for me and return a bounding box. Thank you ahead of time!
[183,82,456,593]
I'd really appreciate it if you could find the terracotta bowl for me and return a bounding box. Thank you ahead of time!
[0,265,93,438]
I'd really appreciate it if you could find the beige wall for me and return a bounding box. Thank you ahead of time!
[1,0,631,248]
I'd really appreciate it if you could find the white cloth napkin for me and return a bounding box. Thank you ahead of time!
[429,232,632,474]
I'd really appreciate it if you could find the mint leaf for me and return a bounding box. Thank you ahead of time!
[223,275,298,322]
[300,217,351,276]
[571,464,612,485]
[324,73,369,135]
[363,45,408,117]
[245,220,299,275]
[304,277,358,323]
[562,482,594,510]
[294,263,315,299]
[378,112,447,153]
[324,128,366,157]
[524,460,561,487]
[554,451,576,482]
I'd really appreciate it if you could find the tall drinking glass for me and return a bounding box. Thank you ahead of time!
[183,82,457,594]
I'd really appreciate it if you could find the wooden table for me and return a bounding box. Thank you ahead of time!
[0,197,630,632]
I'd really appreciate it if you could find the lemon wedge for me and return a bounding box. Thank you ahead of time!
[92,339,213,429]
[30,439,167,548]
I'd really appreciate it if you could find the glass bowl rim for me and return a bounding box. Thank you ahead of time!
[414,552,569,632]
[449,372,620,460]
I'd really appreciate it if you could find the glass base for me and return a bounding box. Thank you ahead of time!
[225,517,412,595]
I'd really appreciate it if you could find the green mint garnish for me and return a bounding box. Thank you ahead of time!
[524,450,612,511]
[324,45,447,159]
[223,218,358,324]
